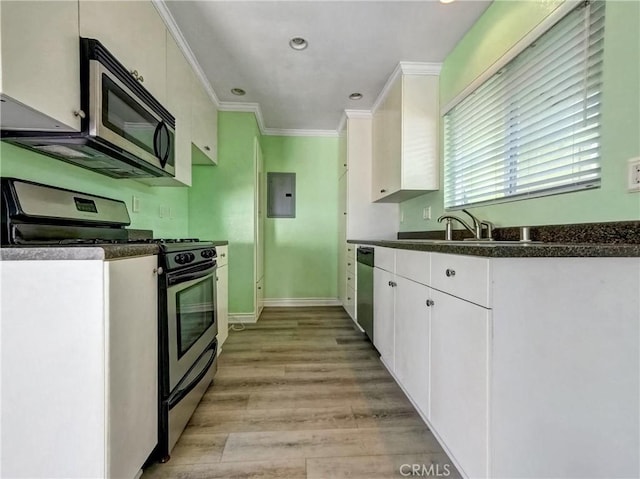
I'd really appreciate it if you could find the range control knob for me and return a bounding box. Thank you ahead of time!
[201,249,215,259]
[175,253,196,264]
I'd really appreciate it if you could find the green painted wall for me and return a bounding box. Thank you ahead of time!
[261,135,339,300]
[0,142,189,236]
[400,0,640,231]
[188,111,260,315]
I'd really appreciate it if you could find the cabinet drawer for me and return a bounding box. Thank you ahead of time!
[374,247,395,273]
[345,285,356,320]
[346,271,355,288]
[347,259,356,276]
[346,244,356,260]
[430,253,490,307]
[395,249,430,285]
[216,246,228,267]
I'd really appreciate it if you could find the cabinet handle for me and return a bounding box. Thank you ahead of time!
[347,262,351,266]
[445,268,456,277]
[153,267,164,275]
[130,69,139,80]
[204,146,211,151]
[380,189,387,193]
[343,212,347,215]
[138,75,144,83]
[258,286,262,290]
[73,109,86,119]
[388,281,397,287]
[347,277,351,281]
[348,297,351,301]
[343,163,347,167]
[220,253,226,257]
[426,299,434,307]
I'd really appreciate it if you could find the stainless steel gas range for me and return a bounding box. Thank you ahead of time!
[1,178,218,463]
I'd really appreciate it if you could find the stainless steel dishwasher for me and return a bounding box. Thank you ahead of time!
[356,247,374,342]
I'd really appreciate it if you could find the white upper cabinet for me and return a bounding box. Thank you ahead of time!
[0,1,81,131]
[191,80,218,164]
[79,0,167,104]
[371,65,440,202]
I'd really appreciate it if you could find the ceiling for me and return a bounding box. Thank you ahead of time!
[163,1,492,135]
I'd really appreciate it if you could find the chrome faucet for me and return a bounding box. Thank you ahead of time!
[437,215,475,240]
[437,209,494,240]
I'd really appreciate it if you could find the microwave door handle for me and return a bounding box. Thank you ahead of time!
[153,121,163,161]
[160,122,171,168]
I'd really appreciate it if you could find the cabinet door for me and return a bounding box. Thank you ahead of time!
[394,276,430,417]
[165,33,192,185]
[338,174,347,306]
[0,1,81,131]
[371,77,402,202]
[79,0,167,103]
[216,263,229,349]
[430,289,489,479]
[373,267,395,371]
[106,256,158,479]
[191,81,218,164]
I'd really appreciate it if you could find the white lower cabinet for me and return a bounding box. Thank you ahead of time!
[106,256,158,479]
[216,246,229,350]
[372,248,639,479]
[373,266,395,370]
[0,254,158,479]
[394,275,430,417]
[429,288,489,479]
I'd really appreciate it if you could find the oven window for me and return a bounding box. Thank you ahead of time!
[176,276,215,358]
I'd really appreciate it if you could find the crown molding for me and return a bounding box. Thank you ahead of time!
[337,113,347,133]
[217,101,266,133]
[345,110,373,119]
[262,128,339,138]
[399,61,442,76]
[371,61,442,115]
[152,0,220,108]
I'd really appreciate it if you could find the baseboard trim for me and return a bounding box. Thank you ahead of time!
[228,313,257,324]
[262,298,342,307]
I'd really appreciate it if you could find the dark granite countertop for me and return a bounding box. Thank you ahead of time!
[0,240,230,261]
[0,244,161,261]
[348,239,640,258]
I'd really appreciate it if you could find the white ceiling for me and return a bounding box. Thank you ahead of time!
[163,0,492,135]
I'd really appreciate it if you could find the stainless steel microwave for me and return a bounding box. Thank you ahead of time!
[1,38,175,179]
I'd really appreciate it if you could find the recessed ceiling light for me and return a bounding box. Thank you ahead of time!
[349,93,363,100]
[231,88,246,96]
[289,37,308,51]
[440,0,455,3]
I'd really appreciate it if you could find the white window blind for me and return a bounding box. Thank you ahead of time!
[443,0,605,209]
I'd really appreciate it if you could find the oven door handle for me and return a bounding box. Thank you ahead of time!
[167,341,217,408]
[167,263,216,286]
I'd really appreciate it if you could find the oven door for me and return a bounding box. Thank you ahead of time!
[166,264,217,392]
[89,60,175,175]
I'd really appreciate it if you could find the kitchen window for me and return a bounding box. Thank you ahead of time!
[443,0,605,209]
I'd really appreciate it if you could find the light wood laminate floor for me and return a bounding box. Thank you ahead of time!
[143,307,459,479]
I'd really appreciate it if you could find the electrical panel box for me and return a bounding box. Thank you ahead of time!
[267,172,296,218]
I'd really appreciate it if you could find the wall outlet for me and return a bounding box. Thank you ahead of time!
[628,158,640,192]
[423,206,431,220]
[131,196,140,213]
